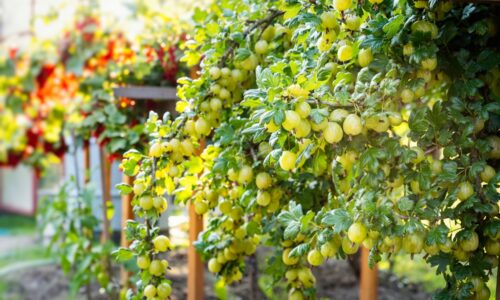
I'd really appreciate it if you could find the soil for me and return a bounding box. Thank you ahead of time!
[0,250,430,300]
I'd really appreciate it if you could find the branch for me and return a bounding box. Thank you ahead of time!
[219,9,284,67]
[306,99,355,109]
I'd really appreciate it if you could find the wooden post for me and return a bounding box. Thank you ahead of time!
[360,247,378,300]
[496,266,499,300]
[120,173,134,286]
[99,146,112,244]
[188,203,204,300]
[187,138,205,300]
[83,141,90,183]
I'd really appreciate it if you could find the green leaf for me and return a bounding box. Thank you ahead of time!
[112,248,134,262]
[322,209,352,233]
[397,197,414,212]
[234,48,251,62]
[116,183,133,195]
[383,15,404,38]
[426,224,449,245]
[284,221,300,240]
[289,243,310,258]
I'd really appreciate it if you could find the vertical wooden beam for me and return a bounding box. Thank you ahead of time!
[496,267,499,300]
[188,203,204,300]
[120,173,134,286]
[99,146,112,244]
[83,140,90,183]
[360,247,378,300]
[188,138,205,300]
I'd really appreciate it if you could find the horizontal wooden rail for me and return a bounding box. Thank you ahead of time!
[113,86,177,100]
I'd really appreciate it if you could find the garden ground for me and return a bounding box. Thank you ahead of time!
[0,214,496,299]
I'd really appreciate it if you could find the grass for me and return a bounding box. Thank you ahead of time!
[0,244,51,269]
[0,213,36,235]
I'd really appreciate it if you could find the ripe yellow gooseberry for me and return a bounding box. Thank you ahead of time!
[265,119,279,133]
[149,142,163,157]
[295,101,311,118]
[282,110,301,131]
[330,108,349,122]
[208,258,222,273]
[348,222,367,243]
[153,196,168,212]
[459,231,479,252]
[324,122,343,143]
[279,151,297,171]
[307,249,324,266]
[194,201,209,214]
[424,242,440,255]
[333,0,353,11]
[337,44,353,62]
[317,31,337,52]
[320,241,338,258]
[400,88,415,103]
[210,98,223,111]
[295,119,311,138]
[282,248,299,265]
[139,195,154,210]
[256,172,272,189]
[157,282,172,298]
[344,15,361,31]
[402,233,424,254]
[195,117,210,136]
[321,11,338,29]
[485,239,500,256]
[421,57,437,71]
[403,43,414,56]
[218,200,232,214]
[137,255,150,269]
[149,259,165,276]
[238,165,254,184]
[457,181,473,201]
[342,236,360,254]
[133,181,146,195]
[144,284,157,299]
[256,190,271,206]
[480,165,495,182]
[153,235,171,252]
[254,40,269,54]
[343,114,363,136]
[209,66,221,80]
[358,48,373,67]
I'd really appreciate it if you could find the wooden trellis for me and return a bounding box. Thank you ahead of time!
[112,86,206,298]
[112,85,379,300]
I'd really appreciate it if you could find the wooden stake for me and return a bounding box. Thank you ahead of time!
[188,202,204,300]
[83,141,90,183]
[360,247,378,300]
[120,173,134,286]
[187,138,205,300]
[496,266,499,300]
[99,147,112,244]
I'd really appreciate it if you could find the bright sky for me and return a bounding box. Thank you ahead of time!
[1,0,208,49]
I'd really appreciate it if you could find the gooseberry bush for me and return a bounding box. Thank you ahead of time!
[116,0,499,299]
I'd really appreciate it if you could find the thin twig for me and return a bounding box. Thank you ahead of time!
[219,9,284,67]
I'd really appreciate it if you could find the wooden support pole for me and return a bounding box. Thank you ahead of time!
[360,247,378,300]
[83,141,90,183]
[188,203,204,300]
[120,173,134,286]
[99,147,112,244]
[496,266,499,300]
[187,138,205,300]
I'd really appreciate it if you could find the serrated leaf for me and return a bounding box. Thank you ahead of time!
[322,209,352,233]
